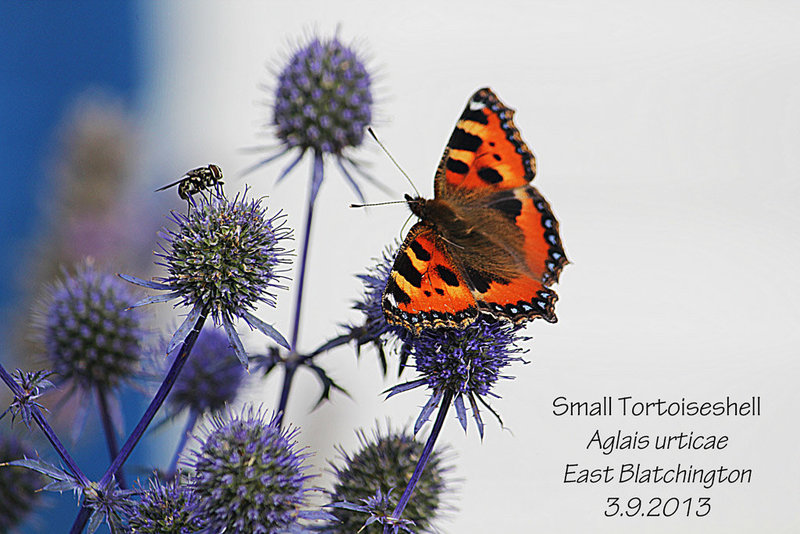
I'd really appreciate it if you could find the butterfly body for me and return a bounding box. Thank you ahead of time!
[383,88,567,332]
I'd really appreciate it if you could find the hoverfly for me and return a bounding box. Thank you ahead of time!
[156,164,224,209]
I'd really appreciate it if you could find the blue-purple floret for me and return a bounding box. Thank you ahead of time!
[122,191,293,367]
[392,317,529,437]
[353,248,530,436]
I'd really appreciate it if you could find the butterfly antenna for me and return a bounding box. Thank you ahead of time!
[349,199,410,209]
[367,127,420,197]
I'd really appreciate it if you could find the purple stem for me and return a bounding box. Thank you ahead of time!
[68,508,91,534]
[95,386,126,488]
[289,151,322,349]
[0,364,90,487]
[276,152,323,426]
[69,305,209,534]
[167,409,199,479]
[275,358,298,427]
[384,389,453,534]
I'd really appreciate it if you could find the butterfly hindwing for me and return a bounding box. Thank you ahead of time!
[383,223,479,331]
[486,185,568,285]
[465,266,559,324]
[436,87,536,197]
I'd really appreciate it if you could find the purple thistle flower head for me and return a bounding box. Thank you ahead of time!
[36,261,145,392]
[327,426,451,533]
[247,32,383,206]
[167,328,246,415]
[274,35,372,155]
[128,475,205,533]
[185,405,316,533]
[410,319,526,398]
[157,191,292,319]
[0,434,43,531]
[123,190,293,368]
[391,317,529,438]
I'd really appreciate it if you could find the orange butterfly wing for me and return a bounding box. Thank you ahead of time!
[383,222,479,330]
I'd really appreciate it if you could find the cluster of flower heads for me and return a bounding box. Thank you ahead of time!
[55,407,327,533]
[37,261,145,393]
[327,426,450,533]
[0,22,564,533]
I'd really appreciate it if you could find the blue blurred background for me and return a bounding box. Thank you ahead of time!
[1,2,139,329]
[2,3,144,531]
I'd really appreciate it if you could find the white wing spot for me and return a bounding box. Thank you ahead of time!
[469,100,486,111]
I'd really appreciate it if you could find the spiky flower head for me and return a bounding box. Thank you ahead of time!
[167,327,246,416]
[37,261,144,392]
[249,32,380,206]
[157,191,291,320]
[274,34,372,155]
[351,248,529,437]
[185,405,316,533]
[328,427,450,533]
[0,434,42,531]
[124,191,292,367]
[128,476,205,534]
[389,317,528,438]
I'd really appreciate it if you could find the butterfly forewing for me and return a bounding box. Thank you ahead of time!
[436,88,536,198]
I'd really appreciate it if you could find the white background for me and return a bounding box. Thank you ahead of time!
[139,1,800,532]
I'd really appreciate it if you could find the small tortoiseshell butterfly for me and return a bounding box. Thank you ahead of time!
[383,88,567,332]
